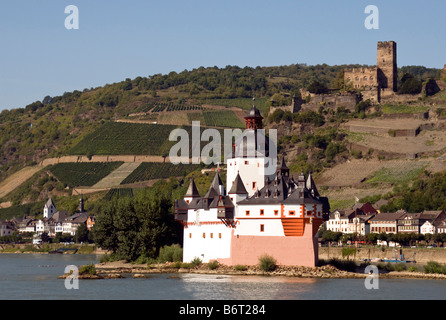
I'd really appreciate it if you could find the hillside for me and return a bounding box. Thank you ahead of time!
[0,63,445,218]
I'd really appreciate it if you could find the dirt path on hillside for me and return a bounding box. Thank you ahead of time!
[0,166,42,199]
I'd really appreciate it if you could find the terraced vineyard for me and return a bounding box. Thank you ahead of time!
[203,110,244,128]
[121,162,200,184]
[69,122,180,156]
[69,122,231,157]
[49,162,124,187]
[103,188,134,201]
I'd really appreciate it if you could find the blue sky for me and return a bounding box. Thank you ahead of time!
[0,0,445,110]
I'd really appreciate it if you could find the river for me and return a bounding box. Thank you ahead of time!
[0,254,445,300]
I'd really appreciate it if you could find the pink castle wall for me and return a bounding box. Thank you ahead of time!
[219,223,318,267]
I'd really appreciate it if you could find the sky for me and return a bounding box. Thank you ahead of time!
[0,0,445,110]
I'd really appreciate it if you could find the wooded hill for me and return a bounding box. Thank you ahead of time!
[0,63,443,217]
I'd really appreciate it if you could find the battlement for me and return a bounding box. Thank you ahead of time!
[344,66,377,73]
[377,41,396,48]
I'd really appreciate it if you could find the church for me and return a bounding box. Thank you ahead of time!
[174,102,330,267]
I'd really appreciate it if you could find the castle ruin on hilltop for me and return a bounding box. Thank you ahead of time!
[344,41,398,103]
[269,41,403,116]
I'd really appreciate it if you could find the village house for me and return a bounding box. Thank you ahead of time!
[369,211,406,234]
[326,208,375,236]
[397,210,446,234]
[0,221,14,237]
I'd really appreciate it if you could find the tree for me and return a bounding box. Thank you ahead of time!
[92,190,179,261]
[398,73,422,94]
[307,81,329,94]
[74,223,90,243]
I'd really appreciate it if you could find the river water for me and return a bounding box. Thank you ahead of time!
[0,254,445,300]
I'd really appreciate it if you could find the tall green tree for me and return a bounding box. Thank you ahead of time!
[92,189,180,261]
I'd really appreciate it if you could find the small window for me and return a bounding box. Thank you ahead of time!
[203,233,206,238]
[210,233,213,239]
[274,210,279,216]
[186,200,190,204]
[289,211,295,216]
[246,210,250,216]
[244,160,249,165]
[260,209,264,216]
[219,233,222,239]
[252,182,256,190]
[189,233,192,238]
[260,224,265,232]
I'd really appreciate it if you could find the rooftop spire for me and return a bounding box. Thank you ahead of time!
[185,178,200,198]
[228,172,248,195]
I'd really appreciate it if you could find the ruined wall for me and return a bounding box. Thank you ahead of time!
[300,91,359,112]
[344,67,378,89]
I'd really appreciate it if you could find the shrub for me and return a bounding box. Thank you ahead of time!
[158,244,183,263]
[190,257,202,268]
[408,266,419,272]
[234,265,248,271]
[258,254,277,272]
[424,261,446,274]
[324,258,357,272]
[341,247,357,259]
[79,263,96,275]
[207,260,219,270]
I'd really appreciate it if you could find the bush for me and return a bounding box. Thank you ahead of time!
[207,260,219,270]
[79,263,96,275]
[190,257,202,268]
[158,244,183,263]
[424,261,446,274]
[323,258,357,272]
[341,247,357,259]
[234,265,248,271]
[258,254,277,272]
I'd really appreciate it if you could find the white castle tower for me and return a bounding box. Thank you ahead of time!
[226,98,276,197]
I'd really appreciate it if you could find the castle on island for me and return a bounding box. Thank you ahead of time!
[174,102,330,267]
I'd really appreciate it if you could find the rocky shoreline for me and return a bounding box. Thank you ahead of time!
[58,261,446,280]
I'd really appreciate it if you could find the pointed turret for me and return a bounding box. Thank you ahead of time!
[185,178,200,198]
[183,178,200,205]
[210,171,225,196]
[306,173,319,198]
[229,172,248,195]
[277,154,289,178]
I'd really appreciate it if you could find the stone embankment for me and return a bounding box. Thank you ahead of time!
[58,261,446,280]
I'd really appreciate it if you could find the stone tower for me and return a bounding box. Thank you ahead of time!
[377,41,397,92]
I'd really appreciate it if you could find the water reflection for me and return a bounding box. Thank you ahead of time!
[180,274,319,300]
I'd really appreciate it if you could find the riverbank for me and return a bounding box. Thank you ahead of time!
[57,260,446,281]
[0,243,107,255]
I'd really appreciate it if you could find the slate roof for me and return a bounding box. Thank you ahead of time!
[44,197,56,209]
[228,172,248,195]
[369,212,406,222]
[185,178,200,198]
